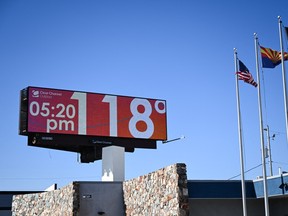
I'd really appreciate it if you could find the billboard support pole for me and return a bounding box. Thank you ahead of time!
[102,146,125,181]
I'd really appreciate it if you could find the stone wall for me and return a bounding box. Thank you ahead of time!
[12,182,79,216]
[11,163,189,215]
[123,163,189,216]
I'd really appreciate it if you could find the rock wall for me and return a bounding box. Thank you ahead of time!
[11,163,189,216]
[12,182,79,216]
[123,163,189,216]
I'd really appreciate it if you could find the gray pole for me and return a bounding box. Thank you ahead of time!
[234,48,248,216]
[254,33,270,216]
[264,125,273,176]
[278,16,288,145]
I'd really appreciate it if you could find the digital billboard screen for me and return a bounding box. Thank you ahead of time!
[20,86,167,141]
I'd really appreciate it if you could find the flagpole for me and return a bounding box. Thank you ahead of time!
[254,33,270,216]
[278,16,288,145]
[234,48,248,216]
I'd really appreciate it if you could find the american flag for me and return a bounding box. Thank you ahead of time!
[236,60,258,87]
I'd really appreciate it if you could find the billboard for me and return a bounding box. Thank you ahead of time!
[20,86,167,140]
[19,86,167,162]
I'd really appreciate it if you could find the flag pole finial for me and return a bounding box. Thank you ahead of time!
[234,48,237,54]
[254,32,258,39]
[278,16,282,23]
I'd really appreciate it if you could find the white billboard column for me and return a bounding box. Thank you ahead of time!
[102,146,125,181]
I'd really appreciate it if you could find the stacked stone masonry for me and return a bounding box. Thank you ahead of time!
[123,163,189,216]
[12,182,79,216]
[11,163,189,215]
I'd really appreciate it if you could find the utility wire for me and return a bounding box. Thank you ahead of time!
[228,163,263,180]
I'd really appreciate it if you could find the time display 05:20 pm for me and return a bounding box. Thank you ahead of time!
[27,87,167,141]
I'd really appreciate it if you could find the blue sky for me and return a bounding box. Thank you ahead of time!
[1,0,288,191]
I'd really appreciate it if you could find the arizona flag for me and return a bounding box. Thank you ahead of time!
[236,60,258,87]
[260,46,288,68]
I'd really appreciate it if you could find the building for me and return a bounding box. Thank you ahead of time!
[2,164,288,216]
